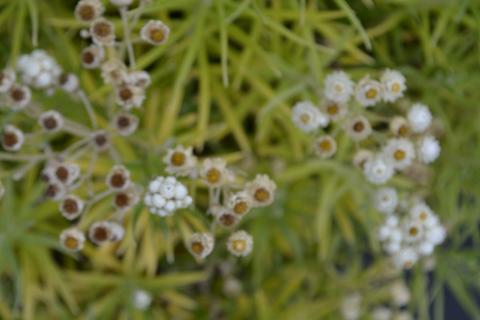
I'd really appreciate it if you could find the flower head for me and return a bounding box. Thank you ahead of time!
[345,115,372,141]
[144,176,192,216]
[201,158,233,188]
[39,110,64,132]
[364,155,394,185]
[313,135,337,159]
[163,145,197,177]
[246,174,276,207]
[187,232,214,260]
[417,135,440,164]
[113,113,139,136]
[60,195,84,220]
[381,69,406,102]
[382,138,415,170]
[355,76,383,107]
[291,101,328,132]
[90,18,115,46]
[373,187,398,214]
[60,228,85,252]
[407,103,432,133]
[324,71,354,103]
[2,125,24,152]
[74,0,104,23]
[0,69,16,92]
[81,45,104,69]
[106,165,131,190]
[227,230,253,257]
[141,20,170,45]
[7,84,31,110]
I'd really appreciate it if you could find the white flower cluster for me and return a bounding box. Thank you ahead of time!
[376,194,446,269]
[17,50,62,90]
[144,176,192,216]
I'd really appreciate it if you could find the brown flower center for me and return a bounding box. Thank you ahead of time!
[115,193,130,207]
[110,172,126,189]
[82,51,95,64]
[10,88,25,102]
[398,125,408,136]
[78,4,95,21]
[365,88,378,99]
[170,151,186,166]
[149,28,165,43]
[219,213,236,227]
[93,226,109,242]
[43,117,58,130]
[319,139,332,152]
[93,21,112,38]
[45,184,59,198]
[64,236,79,249]
[63,198,79,214]
[94,133,108,147]
[353,121,365,132]
[55,166,69,182]
[254,187,270,203]
[191,241,204,254]
[119,87,133,101]
[3,132,18,147]
[326,103,339,116]
[233,201,248,215]
[117,116,130,129]
[393,149,406,161]
[206,168,221,184]
[409,226,418,236]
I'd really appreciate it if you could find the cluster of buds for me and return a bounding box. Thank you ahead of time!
[291,69,445,269]
[144,145,276,260]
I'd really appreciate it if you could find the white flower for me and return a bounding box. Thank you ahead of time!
[58,73,79,92]
[212,205,240,228]
[407,103,432,133]
[113,188,139,211]
[144,176,192,216]
[425,225,446,245]
[341,293,361,320]
[382,138,415,170]
[163,145,198,177]
[112,113,139,136]
[227,191,252,217]
[115,84,145,109]
[0,69,16,92]
[389,116,409,137]
[409,202,436,227]
[353,149,373,169]
[2,125,24,152]
[292,101,328,132]
[364,155,394,185]
[246,174,276,207]
[127,70,152,88]
[7,84,31,110]
[313,135,337,159]
[345,115,372,141]
[106,165,131,190]
[74,0,104,23]
[323,100,348,122]
[110,0,133,6]
[355,76,383,107]
[381,69,406,102]
[81,45,105,69]
[324,71,354,103]
[374,187,398,214]
[90,18,115,46]
[60,195,84,220]
[89,221,124,245]
[43,162,80,186]
[201,158,233,188]
[39,110,64,132]
[390,280,410,307]
[227,230,253,257]
[393,247,418,269]
[44,182,67,201]
[187,232,214,259]
[17,50,62,89]
[60,228,85,252]
[101,59,128,85]
[141,20,170,45]
[417,135,440,164]
[132,290,152,310]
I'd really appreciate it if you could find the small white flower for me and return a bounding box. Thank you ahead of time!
[353,149,373,169]
[404,220,423,243]
[0,69,16,92]
[44,182,67,201]
[89,221,121,245]
[407,103,432,133]
[109,222,125,242]
[390,280,410,307]
[201,158,233,188]
[144,176,192,216]
[110,0,133,6]
[393,247,418,269]
[60,228,85,252]
[418,241,434,256]
[163,145,197,177]
[341,293,362,320]
[345,115,372,141]
[74,0,104,23]
[115,84,145,109]
[42,162,80,186]
[90,18,115,46]
[425,225,446,245]
[292,101,328,132]
[106,165,131,190]
[187,232,214,259]
[313,135,337,159]
[132,290,152,310]
[374,187,398,214]
[227,191,252,217]
[409,202,436,227]
[60,195,84,220]
[417,135,440,164]
[324,71,354,103]
[382,138,415,170]
[381,69,406,102]
[364,155,394,185]
[212,206,239,228]
[246,174,276,207]
[227,230,253,257]
[390,116,409,137]
[101,59,128,85]
[7,84,31,110]
[39,110,64,132]
[58,73,79,92]
[92,131,110,151]
[112,113,139,136]
[81,45,105,69]
[323,100,348,122]
[127,70,152,88]
[2,125,24,152]
[141,20,170,45]
[113,188,139,211]
[355,76,383,107]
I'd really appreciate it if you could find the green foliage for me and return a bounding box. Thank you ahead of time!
[0,0,479,319]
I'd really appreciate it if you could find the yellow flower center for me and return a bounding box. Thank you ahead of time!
[319,139,332,151]
[300,113,311,124]
[170,151,186,166]
[232,239,246,252]
[233,201,248,215]
[149,28,165,43]
[326,103,339,116]
[191,241,204,254]
[365,88,378,99]
[254,188,270,203]
[409,226,418,236]
[64,236,79,250]
[393,149,406,161]
[391,82,401,93]
[398,125,408,136]
[206,168,222,184]
[334,83,344,93]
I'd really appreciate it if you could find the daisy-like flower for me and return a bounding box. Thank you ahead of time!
[313,135,337,159]
[390,116,409,137]
[291,101,328,132]
[144,176,192,216]
[113,188,139,211]
[0,69,15,92]
[101,59,128,85]
[393,247,418,269]
[345,115,372,141]
[110,0,133,6]
[60,228,85,252]
[373,187,398,214]
[163,145,197,177]
[89,221,115,245]
[109,222,125,242]
[404,220,423,243]
[381,69,406,102]
[2,125,24,152]
[106,165,131,190]
[364,155,394,185]
[227,230,253,257]
[81,45,105,69]
[60,195,84,220]
[132,290,152,311]
[407,103,432,133]
[112,113,139,136]
[58,73,79,93]
[323,100,348,122]
[90,18,115,46]
[187,232,214,260]
[246,174,276,207]
[74,0,104,23]
[409,202,436,228]
[382,138,415,170]
[353,149,373,169]
[141,20,170,45]
[425,225,446,246]
[417,135,440,164]
[115,84,145,109]
[127,71,152,88]
[7,84,31,110]
[91,131,110,151]
[212,206,239,228]
[355,76,383,107]
[43,162,80,186]
[201,158,233,188]
[17,50,61,89]
[227,191,252,217]
[39,110,64,132]
[324,71,354,103]
[44,182,67,201]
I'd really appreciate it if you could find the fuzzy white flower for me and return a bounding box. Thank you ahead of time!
[39,110,64,132]
[187,232,214,259]
[141,20,170,45]
[425,225,446,246]
[81,45,105,69]
[101,59,128,85]
[323,100,348,122]
[393,247,418,269]
[17,50,62,89]
[292,101,328,132]
[42,162,80,186]
[106,165,131,190]
[0,69,15,92]
[90,18,115,46]
[227,191,252,217]
[372,307,392,320]
[7,84,31,110]
[355,76,383,107]
[313,135,337,159]
[390,116,409,137]
[407,103,432,133]
[163,145,198,177]
[132,290,152,310]
[382,138,415,170]
[417,135,440,164]
[409,202,436,227]
[144,176,192,216]
[60,195,85,220]
[127,70,152,88]
[246,174,276,207]
[381,69,406,102]
[58,73,79,92]
[364,155,394,185]
[227,230,254,257]
[113,113,139,136]
[374,187,398,214]
[324,71,354,103]
[115,84,145,109]
[345,115,372,141]
[74,0,104,23]
[60,228,85,252]
[2,125,25,152]
[201,158,233,188]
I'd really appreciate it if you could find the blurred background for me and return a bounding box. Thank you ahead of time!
[0,0,479,319]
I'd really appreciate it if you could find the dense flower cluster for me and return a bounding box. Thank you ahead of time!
[291,69,445,269]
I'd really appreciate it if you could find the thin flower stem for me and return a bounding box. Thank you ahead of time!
[0,153,46,161]
[120,7,136,69]
[78,90,98,129]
